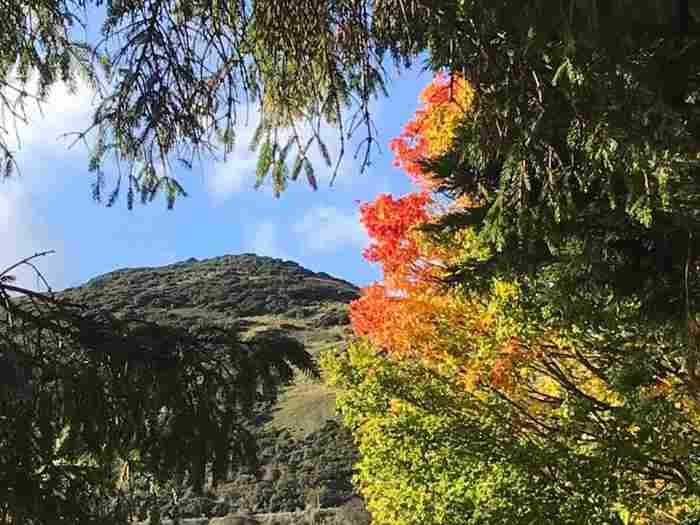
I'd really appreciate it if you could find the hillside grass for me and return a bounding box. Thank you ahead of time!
[237,309,352,437]
[270,379,338,438]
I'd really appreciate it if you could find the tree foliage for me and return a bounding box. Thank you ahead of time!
[3,1,700,205]
[0,0,411,205]
[0,256,316,524]
[324,65,700,524]
[389,73,475,191]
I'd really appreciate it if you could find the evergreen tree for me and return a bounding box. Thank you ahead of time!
[2,1,698,204]
[0,254,317,524]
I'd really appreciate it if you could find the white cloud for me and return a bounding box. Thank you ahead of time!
[244,221,290,260]
[0,80,91,291]
[207,119,259,203]
[293,206,367,254]
[6,78,96,154]
[209,151,257,201]
[0,180,65,291]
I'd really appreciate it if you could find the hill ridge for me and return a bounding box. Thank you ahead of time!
[60,253,360,324]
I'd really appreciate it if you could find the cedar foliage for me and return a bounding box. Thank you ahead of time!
[0,262,316,524]
[3,1,700,205]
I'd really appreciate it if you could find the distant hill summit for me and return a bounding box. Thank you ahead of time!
[62,253,359,324]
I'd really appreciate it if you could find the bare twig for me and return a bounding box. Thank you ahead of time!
[0,250,55,293]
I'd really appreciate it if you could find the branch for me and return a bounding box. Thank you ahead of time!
[0,250,55,292]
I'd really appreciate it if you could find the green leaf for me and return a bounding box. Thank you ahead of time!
[255,139,273,188]
[317,137,332,167]
[552,58,570,86]
[249,121,265,152]
[304,159,317,190]
[219,126,236,154]
[278,136,294,165]
[290,153,304,181]
[272,161,288,198]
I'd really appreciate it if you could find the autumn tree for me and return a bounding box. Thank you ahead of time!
[323,70,700,524]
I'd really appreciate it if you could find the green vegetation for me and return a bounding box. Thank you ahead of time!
[217,419,359,514]
[119,419,360,521]
[271,380,338,439]
[59,254,358,436]
[0,255,359,523]
[3,1,699,206]
[4,1,700,524]
[320,2,700,522]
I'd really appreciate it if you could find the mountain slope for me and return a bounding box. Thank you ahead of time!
[59,253,359,435]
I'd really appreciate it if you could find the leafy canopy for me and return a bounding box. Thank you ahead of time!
[324,67,700,524]
[2,1,700,205]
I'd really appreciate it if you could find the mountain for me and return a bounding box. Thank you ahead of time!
[53,254,366,518]
[59,253,360,435]
[62,253,358,328]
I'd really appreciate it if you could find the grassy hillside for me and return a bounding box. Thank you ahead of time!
[58,254,358,437]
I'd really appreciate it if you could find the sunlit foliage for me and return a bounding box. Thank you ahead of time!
[389,74,475,190]
[325,69,700,524]
[3,1,700,204]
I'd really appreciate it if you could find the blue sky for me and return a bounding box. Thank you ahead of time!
[1,53,431,291]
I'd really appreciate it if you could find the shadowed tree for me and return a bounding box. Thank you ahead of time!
[0,253,317,524]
